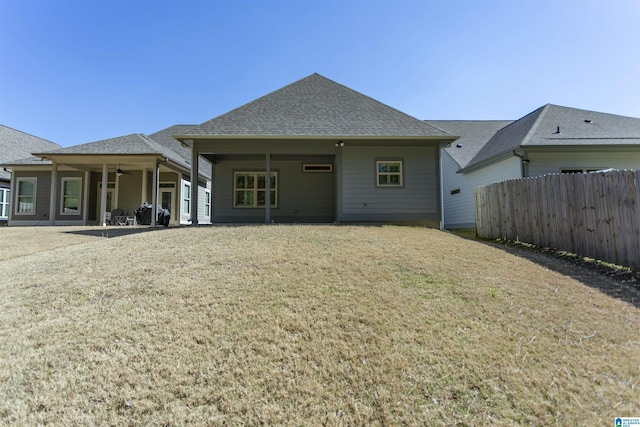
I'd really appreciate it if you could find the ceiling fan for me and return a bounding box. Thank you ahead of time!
[115,164,131,176]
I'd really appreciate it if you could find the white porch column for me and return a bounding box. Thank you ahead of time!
[49,161,57,225]
[83,171,89,224]
[141,167,148,204]
[190,140,199,225]
[100,163,108,226]
[151,160,159,227]
[265,152,271,224]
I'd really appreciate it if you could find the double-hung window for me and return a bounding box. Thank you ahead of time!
[16,178,37,214]
[204,190,211,218]
[0,188,9,219]
[61,178,81,214]
[376,161,403,187]
[183,183,191,215]
[234,172,277,208]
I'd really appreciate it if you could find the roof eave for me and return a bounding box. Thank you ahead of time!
[461,151,515,174]
[174,134,457,142]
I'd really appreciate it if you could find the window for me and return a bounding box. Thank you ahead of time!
[234,172,277,208]
[376,161,403,187]
[16,178,36,214]
[0,188,9,219]
[561,168,602,174]
[183,182,191,215]
[303,164,333,173]
[61,178,81,214]
[204,190,211,217]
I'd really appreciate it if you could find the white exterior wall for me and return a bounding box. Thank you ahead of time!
[443,154,521,229]
[527,150,640,177]
[180,177,212,225]
[198,180,212,224]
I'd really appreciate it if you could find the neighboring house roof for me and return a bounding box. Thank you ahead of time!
[0,125,60,181]
[426,120,512,168]
[464,104,640,171]
[32,133,192,171]
[149,125,211,178]
[180,73,455,139]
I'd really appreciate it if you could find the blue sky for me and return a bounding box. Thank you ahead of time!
[1,0,639,147]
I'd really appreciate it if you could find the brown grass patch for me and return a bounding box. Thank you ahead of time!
[0,225,638,425]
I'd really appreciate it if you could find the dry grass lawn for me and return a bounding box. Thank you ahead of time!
[0,225,638,425]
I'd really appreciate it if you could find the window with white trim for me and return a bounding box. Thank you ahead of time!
[234,172,277,208]
[183,182,191,215]
[16,178,36,214]
[561,168,602,174]
[376,161,403,187]
[61,177,81,214]
[0,188,9,219]
[204,190,211,218]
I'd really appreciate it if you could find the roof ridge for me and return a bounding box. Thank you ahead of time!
[519,104,550,147]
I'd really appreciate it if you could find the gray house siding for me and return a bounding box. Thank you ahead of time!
[115,171,143,216]
[212,157,336,223]
[338,145,440,225]
[52,171,85,222]
[10,170,52,225]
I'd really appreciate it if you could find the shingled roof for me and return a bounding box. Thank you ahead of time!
[426,120,512,169]
[32,133,191,170]
[180,73,454,139]
[0,125,60,181]
[150,125,211,178]
[463,104,640,171]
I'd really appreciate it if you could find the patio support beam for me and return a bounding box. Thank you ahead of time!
[265,152,271,224]
[49,161,57,225]
[190,140,198,225]
[100,163,108,226]
[141,167,148,204]
[83,171,89,224]
[151,160,159,227]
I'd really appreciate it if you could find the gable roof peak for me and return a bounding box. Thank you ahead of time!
[181,74,453,139]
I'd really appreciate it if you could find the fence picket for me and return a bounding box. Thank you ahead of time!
[474,170,639,271]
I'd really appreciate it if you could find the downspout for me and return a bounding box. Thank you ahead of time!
[438,142,451,231]
[513,149,528,178]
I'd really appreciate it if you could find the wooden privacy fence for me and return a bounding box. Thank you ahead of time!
[475,170,640,271]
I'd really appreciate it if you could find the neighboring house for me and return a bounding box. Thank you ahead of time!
[1,128,212,226]
[175,73,457,225]
[0,125,61,224]
[428,104,640,229]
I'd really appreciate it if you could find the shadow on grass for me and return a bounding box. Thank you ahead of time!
[63,226,168,239]
[448,229,640,309]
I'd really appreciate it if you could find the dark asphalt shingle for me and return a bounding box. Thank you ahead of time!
[183,73,454,138]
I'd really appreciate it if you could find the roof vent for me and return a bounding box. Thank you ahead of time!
[584,119,593,123]
[554,126,561,134]
[456,144,462,148]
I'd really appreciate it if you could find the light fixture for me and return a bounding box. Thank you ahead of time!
[116,164,123,176]
[522,159,530,164]
[335,140,344,147]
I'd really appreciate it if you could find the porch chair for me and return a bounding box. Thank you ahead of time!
[110,208,125,225]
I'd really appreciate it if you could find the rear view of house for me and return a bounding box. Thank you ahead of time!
[177,73,457,225]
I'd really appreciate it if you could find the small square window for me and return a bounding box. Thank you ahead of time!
[376,161,403,187]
